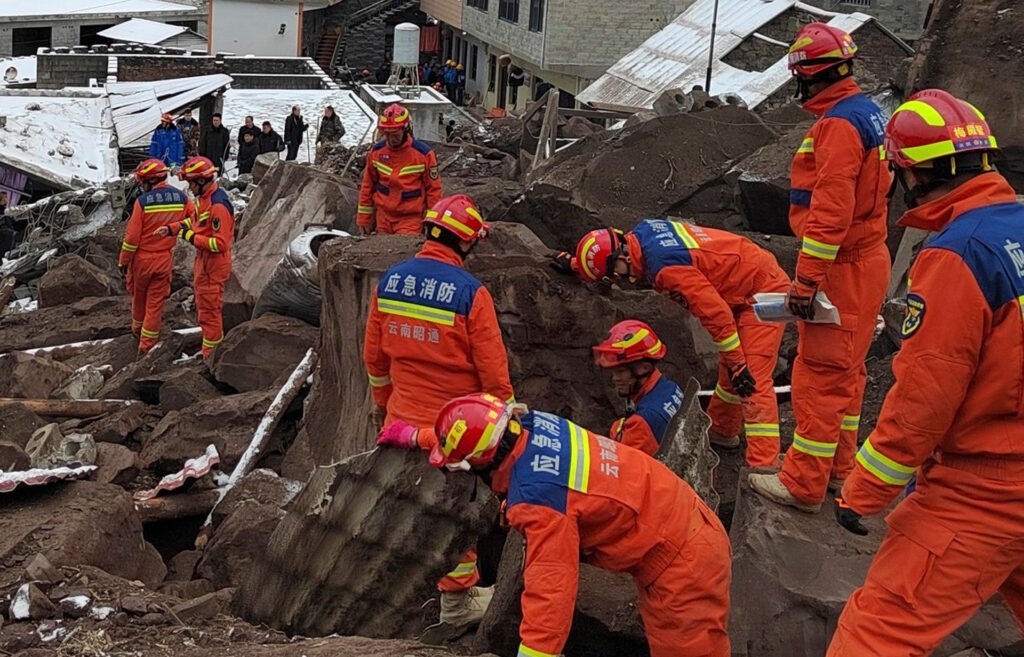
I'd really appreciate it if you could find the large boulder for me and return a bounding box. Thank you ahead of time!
[0,481,166,590]
[732,125,810,236]
[296,225,713,468]
[97,331,203,400]
[0,353,74,399]
[157,366,220,412]
[208,314,318,393]
[80,402,158,444]
[36,254,114,309]
[224,161,358,331]
[237,448,499,639]
[141,389,275,473]
[729,473,1023,656]
[0,403,46,447]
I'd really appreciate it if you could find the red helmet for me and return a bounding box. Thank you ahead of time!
[593,320,666,368]
[884,89,998,169]
[161,112,173,123]
[424,195,489,242]
[134,158,169,184]
[572,228,627,283]
[432,393,513,469]
[178,156,218,182]
[378,103,411,131]
[788,23,857,77]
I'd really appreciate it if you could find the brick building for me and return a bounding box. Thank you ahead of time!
[421,0,697,110]
[804,0,932,40]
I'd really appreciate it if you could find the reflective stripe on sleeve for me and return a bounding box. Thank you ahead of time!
[841,415,861,432]
[801,237,840,261]
[518,645,558,657]
[856,438,915,486]
[792,433,837,458]
[358,205,374,214]
[797,137,814,154]
[714,332,741,353]
[140,327,160,339]
[372,160,394,175]
[367,373,391,388]
[121,242,138,252]
[445,560,477,579]
[208,238,219,253]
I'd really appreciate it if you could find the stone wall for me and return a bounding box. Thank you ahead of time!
[36,54,108,89]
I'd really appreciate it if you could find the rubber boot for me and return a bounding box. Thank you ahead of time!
[420,586,493,644]
[748,472,822,513]
[708,429,740,449]
[827,477,845,493]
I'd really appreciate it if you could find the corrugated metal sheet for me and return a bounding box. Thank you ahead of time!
[578,0,874,111]
[108,74,233,146]
[98,18,187,44]
[162,31,208,51]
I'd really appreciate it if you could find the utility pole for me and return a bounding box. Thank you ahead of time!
[705,0,721,93]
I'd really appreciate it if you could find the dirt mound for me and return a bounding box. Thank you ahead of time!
[0,482,166,590]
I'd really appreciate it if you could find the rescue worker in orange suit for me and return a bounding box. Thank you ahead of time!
[158,156,234,359]
[593,320,684,456]
[825,90,1024,656]
[394,393,732,657]
[366,194,514,636]
[357,103,442,235]
[748,23,891,512]
[554,219,789,468]
[119,158,194,353]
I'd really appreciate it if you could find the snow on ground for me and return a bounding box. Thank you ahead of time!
[217,88,375,174]
[0,92,119,188]
[3,0,196,18]
[0,56,37,87]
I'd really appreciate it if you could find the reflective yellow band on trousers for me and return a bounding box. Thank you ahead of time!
[745,423,780,438]
[792,433,837,458]
[714,384,741,405]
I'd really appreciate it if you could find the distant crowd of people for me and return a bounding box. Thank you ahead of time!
[148,105,346,175]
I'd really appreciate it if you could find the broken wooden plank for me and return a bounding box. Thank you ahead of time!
[0,397,140,418]
[135,489,222,523]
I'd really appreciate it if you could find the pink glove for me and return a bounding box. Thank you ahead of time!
[377,420,418,449]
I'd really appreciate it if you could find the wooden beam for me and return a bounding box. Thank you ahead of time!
[0,398,141,418]
[136,489,222,523]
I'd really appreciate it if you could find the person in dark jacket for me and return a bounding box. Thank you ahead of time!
[284,106,308,161]
[455,64,467,106]
[177,109,199,157]
[316,105,346,147]
[149,113,185,166]
[237,115,260,144]
[258,121,284,155]
[237,131,260,175]
[198,113,231,171]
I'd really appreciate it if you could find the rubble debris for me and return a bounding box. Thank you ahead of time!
[51,364,111,400]
[251,152,279,183]
[0,441,31,470]
[97,330,203,400]
[156,366,220,413]
[36,254,115,309]
[59,594,92,618]
[731,125,809,236]
[80,402,153,444]
[297,226,712,469]
[0,481,166,589]
[500,183,603,248]
[166,551,204,582]
[24,554,63,586]
[24,424,96,469]
[135,489,222,524]
[225,161,358,331]
[197,501,287,589]
[209,315,318,392]
[253,228,349,327]
[654,378,720,510]
[10,584,59,621]
[0,465,96,494]
[0,402,46,446]
[133,444,220,501]
[208,469,302,530]
[1,398,140,419]
[729,473,1022,656]
[171,589,235,623]
[93,443,139,486]
[237,448,499,638]
[0,353,74,399]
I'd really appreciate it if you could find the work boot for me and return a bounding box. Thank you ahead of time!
[827,477,845,493]
[420,586,493,645]
[748,472,821,513]
[708,429,740,449]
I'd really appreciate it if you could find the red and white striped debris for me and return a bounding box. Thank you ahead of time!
[0,465,97,494]
[133,444,220,502]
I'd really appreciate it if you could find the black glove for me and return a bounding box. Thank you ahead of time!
[728,364,756,398]
[549,251,574,275]
[835,496,869,536]
[118,264,128,279]
[786,276,819,320]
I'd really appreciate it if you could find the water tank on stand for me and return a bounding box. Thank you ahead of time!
[392,23,421,67]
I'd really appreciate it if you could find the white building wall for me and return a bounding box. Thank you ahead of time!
[210,0,302,56]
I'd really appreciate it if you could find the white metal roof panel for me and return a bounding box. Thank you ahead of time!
[98,18,187,45]
[0,0,197,18]
[108,74,233,146]
[578,0,874,111]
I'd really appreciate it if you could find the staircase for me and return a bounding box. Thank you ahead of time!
[329,0,419,75]
[315,28,341,72]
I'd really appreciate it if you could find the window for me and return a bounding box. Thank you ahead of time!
[528,0,545,31]
[467,0,488,10]
[461,40,469,69]
[840,0,872,5]
[499,0,519,23]
[487,55,496,92]
[470,45,479,80]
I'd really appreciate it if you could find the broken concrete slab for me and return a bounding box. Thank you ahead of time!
[93,443,139,486]
[24,425,96,469]
[729,472,1023,656]
[0,441,31,471]
[0,481,166,590]
[80,403,155,445]
[52,364,110,400]
[0,353,74,399]
[237,448,499,638]
[37,254,115,309]
[156,366,220,412]
[208,314,318,393]
[0,403,47,447]
[302,224,713,467]
[141,389,276,474]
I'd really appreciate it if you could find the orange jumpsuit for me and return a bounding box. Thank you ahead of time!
[357,135,442,235]
[491,410,731,657]
[627,219,789,467]
[827,173,1024,657]
[363,240,513,590]
[119,183,194,353]
[780,78,892,504]
[608,369,683,456]
[172,182,234,359]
